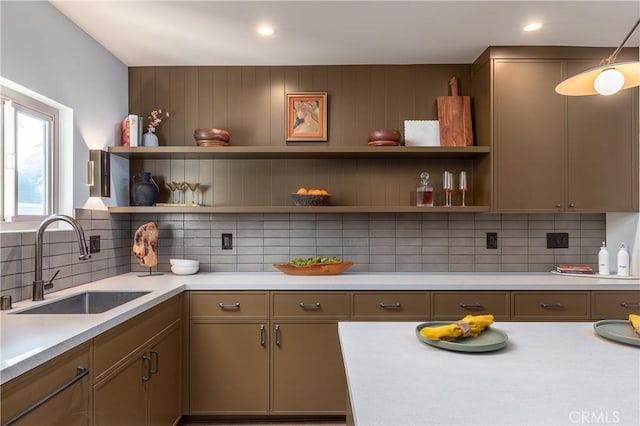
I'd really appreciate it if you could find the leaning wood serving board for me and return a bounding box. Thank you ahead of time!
[437,77,473,146]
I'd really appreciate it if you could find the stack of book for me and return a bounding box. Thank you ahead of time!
[121,114,143,147]
[555,265,595,275]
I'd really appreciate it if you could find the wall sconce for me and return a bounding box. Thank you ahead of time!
[88,149,110,197]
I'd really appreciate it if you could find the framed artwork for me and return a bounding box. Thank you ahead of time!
[285,92,328,141]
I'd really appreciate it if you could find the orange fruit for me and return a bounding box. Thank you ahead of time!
[310,189,322,195]
[296,188,308,194]
[319,189,329,195]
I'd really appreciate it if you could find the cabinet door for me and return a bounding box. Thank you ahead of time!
[1,344,90,426]
[566,61,638,212]
[189,322,269,414]
[271,322,346,415]
[494,60,564,211]
[93,353,147,426]
[148,323,182,426]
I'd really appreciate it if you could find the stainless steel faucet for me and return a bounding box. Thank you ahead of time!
[33,214,91,301]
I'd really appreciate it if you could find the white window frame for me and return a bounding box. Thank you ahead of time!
[1,85,59,224]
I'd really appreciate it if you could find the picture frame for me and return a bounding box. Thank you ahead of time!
[285,92,328,141]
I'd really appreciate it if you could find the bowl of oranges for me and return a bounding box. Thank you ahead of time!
[291,188,330,206]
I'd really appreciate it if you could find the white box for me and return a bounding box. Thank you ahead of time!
[404,120,440,146]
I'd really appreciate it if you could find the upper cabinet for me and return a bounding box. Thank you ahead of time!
[472,47,639,213]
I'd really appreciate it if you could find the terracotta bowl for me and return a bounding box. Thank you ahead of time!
[368,128,401,142]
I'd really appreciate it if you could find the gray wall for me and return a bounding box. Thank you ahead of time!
[0,0,128,209]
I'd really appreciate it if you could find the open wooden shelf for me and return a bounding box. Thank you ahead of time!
[108,145,490,160]
[107,205,490,214]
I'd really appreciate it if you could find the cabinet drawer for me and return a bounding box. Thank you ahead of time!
[431,291,509,321]
[190,291,269,319]
[511,291,590,320]
[592,291,640,320]
[351,292,429,320]
[93,295,182,379]
[272,292,349,319]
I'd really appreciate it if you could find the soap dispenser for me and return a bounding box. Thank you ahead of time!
[598,242,610,275]
[617,243,629,276]
[416,172,433,207]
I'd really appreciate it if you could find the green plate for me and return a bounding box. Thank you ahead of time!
[594,320,640,347]
[415,321,508,353]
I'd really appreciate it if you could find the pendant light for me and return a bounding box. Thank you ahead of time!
[555,17,640,96]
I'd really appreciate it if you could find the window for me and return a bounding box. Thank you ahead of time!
[1,86,58,222]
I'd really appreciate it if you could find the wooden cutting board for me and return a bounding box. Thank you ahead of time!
[437,77,473,146]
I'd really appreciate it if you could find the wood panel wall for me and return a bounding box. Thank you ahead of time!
[129,65,471,147]
[128,65,479,207]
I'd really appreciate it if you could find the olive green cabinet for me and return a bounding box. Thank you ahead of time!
[93,296,183,426]
[0,344,91,426]
[474,47,639,212]
[271,292,349,415]
[188,292,270,415]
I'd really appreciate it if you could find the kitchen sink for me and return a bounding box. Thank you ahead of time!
[14,291,151,315]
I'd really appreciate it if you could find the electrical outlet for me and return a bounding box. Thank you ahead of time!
[547,232,569,249]
[222,233,233,250]
[89,235,101,253]
[486,232,498,249]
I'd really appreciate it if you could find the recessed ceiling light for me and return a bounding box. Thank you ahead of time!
[257,26,275,36]
[524,22,543,32]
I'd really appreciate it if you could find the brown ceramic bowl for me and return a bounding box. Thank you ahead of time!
[193,128,230,142]
[368,128,401,142]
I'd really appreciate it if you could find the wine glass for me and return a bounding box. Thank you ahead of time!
[171,181,183,204]
[187,182,200,206]
[443,171,454,207]
[165,182,177,204]
[459,171,468,207]
[178,182,188,204]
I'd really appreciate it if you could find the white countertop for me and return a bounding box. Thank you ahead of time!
[338,321,640,426]
[1,271,638,385]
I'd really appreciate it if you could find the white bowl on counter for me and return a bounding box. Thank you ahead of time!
[169,259,199,275]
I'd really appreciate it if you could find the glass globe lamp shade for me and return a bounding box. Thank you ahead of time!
[593,68,625,95]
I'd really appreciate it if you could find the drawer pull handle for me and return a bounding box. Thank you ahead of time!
[3,365,89,426]
[620,302,640,309]
[275,324,281,346]
[379,302,401,309]
[218,302,240,310]
[260,324,265,346]
[142,354,152,382]
[459,303,484,310]
[299,302,321,310]
[540,303,564,310]
[150,350,159,375]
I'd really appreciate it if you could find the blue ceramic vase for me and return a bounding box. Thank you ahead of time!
[131,172,159,206]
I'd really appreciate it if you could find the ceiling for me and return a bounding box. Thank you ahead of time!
[50,1,640,67]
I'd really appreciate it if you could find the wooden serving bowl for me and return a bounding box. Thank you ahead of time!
[368,128,401,142]
[193,128,231,142]
[273,261,354,275]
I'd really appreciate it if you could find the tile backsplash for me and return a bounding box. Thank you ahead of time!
[131,212,605,274]
[0,209,131,302]
[1,211,606,302]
